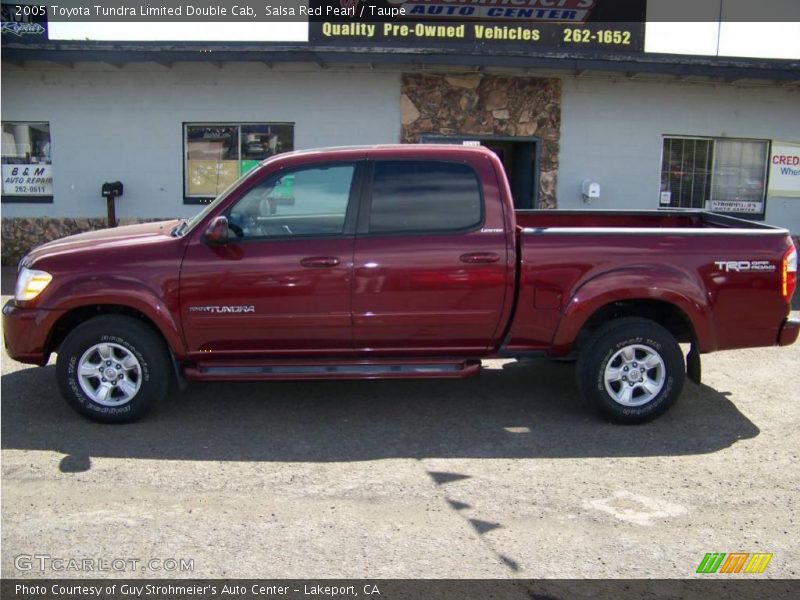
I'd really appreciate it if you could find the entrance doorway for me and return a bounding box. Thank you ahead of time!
[420,134,540,209]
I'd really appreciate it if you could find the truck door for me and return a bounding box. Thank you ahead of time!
[352,159,510,355]
[179,161,361,358]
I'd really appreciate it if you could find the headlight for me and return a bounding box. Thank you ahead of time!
[14,267,53,302]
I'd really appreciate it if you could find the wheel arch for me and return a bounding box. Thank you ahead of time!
[571,299,697,355]
[551,266,715,356]
[46,302,184,360]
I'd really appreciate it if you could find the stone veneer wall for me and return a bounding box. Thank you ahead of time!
[400,73,561,209]
[1,217,167,266]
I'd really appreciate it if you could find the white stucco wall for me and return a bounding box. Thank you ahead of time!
[557,76,800,233]
[1,63,401,220]
[3,63,799,233]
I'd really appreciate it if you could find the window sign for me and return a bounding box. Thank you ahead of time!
[1,122,53,202]
[660,136,768,218]
[769,141,800,198]
[184,122,293,203]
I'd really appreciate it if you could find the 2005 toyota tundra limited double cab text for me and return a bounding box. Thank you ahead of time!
[4,145,799,423]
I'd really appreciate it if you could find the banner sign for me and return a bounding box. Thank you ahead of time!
[1,1,648,54]
[1,3,48,42]
[2,1,646,52]
[309,0,646,53]
[769,141,800,198]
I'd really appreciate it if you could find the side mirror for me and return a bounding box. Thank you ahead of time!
[204,216,229,244]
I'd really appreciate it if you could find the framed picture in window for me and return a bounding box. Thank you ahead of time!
[183,122,294,204]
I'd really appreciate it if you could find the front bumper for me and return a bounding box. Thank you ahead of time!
[778,316,800,347]
[2,300,63,365]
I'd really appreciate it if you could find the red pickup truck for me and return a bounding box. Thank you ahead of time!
[4,145,798,424]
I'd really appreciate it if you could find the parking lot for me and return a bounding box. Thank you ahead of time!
[1,280,798,579]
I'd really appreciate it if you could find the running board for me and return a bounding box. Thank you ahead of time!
[184,359,482,381]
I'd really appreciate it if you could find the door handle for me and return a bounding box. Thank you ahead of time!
[459,252,501,264]
[300,256,340,268]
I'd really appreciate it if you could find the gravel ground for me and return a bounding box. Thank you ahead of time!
[1,284,798,579]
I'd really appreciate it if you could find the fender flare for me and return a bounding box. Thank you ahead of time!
[551,265,717,355]
[43,277,187,360]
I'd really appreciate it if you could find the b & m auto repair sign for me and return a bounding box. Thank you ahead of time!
[770,141,800,197]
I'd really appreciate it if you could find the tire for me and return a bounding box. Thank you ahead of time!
[56,315,171,423]
[577,317,685,424]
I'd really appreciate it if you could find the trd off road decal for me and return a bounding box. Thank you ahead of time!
[713,260,776,273]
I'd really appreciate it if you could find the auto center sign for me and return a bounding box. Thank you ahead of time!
[388,0,597,21]
[770,141,800,197]
[310,0,646,53]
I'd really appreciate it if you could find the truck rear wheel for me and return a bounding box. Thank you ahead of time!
[56,315,170,423]
[577,317,685,423]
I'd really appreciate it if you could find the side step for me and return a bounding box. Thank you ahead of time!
[184,358,482,382]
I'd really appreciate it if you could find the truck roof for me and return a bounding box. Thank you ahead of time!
[274,144,496,162]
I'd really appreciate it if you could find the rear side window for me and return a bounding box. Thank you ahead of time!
[368,161,482,234]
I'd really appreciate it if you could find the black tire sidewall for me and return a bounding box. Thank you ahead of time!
[579,320,685,423]
[56,316,169,423]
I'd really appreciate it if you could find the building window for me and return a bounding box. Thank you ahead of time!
[184,122,293,204]
[1,122,53,203]
[660,136,769,217]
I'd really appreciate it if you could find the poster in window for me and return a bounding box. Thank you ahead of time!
[186,160,239,197]
[769,141,800,198]
[240,124,294,176]
[185,123,294,200]
[1,122,52,197]
[185,125,239,197]
[241,124,293,161]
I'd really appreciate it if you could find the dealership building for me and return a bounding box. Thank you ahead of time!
[2,1,800,265]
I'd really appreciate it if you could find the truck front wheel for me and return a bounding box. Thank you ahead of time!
[577,318,685,423]
[56,315,170,423]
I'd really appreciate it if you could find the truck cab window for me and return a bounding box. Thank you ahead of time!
[368,161,482,234]
[227,164,355,238]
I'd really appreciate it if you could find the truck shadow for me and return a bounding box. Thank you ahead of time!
[1,361,758,464]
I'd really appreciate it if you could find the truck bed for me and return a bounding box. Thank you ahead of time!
[506,209,792,357]
[514,209,786,233]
